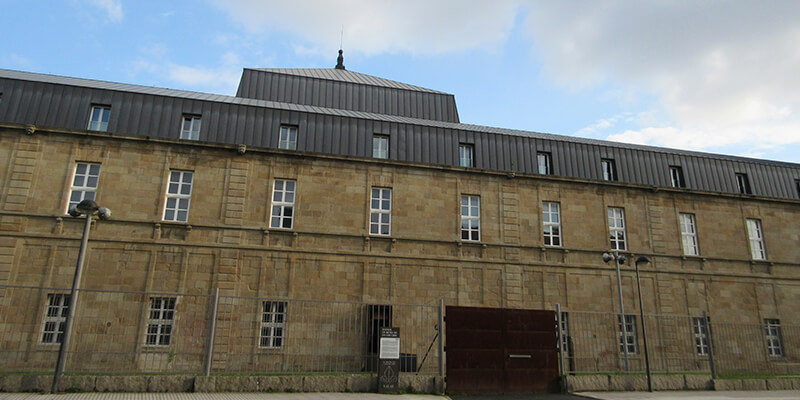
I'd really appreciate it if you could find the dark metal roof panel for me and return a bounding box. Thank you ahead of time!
[2,69,800,200]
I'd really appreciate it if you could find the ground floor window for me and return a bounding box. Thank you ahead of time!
[260,301,287,348]
[41,293,70,344]
[765,319,783,357]
[146,297,176,346]
[618,314,638,354]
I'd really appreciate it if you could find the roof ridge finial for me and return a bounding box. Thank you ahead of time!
[335,49,346,70]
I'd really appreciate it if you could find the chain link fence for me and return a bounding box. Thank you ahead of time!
[0,285,442,376]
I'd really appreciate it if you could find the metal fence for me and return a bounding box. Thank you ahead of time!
[559,310,800,376]
[0,285,442,376]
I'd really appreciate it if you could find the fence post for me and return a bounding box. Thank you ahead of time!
[556,303,567,392]
[204,287,220,376]
[438,299,445,386]
[704,311,717,379]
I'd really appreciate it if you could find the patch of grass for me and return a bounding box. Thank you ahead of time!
[718,372,800,380]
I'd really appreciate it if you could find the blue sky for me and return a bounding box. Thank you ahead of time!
[3,1,800,164]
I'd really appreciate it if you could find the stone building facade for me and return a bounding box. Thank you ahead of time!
[0,62,799,376]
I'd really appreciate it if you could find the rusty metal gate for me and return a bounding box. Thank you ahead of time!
[445,306,559,394]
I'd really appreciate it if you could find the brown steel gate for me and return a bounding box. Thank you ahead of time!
[445,306,559,394]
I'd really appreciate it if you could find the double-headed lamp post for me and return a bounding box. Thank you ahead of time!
[602,251,629,373]
[51,199,111,394]
[635,255,653,392]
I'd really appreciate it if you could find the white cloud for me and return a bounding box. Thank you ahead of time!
[89,0,123,22]
[129,47,241,94]
[523,1,800,158]
[209,0,523,56]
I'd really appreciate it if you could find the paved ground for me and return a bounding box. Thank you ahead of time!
[577,390,800,399]
[1,392,800,400]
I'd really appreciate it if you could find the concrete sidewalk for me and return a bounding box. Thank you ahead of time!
[0,394,446,400]
[577,390,800,399]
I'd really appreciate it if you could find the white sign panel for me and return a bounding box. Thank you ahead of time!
[379,337,400,359]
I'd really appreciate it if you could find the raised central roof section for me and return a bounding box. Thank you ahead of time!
[236,68,460,123]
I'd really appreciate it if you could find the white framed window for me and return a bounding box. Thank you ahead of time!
[145,297,176,346]
[40,293,70,344]
[87,105,110,131]
[66,162,101,213]
[260,301,287,349]
[693,317,709,356]
[746,218,766,260]
[461,195,480,241]
[618,314,638,354]
[736,173,752,194]
[279,125,298,150]
[608,207,627,251]
[670,166,686,188]
[459,144,474,168]
[370,187,392,235]
[602,159,618,181]
[270,179,296,229]
[373,135,389,159]
[680,213,699,256]
[542,201,562,247]
[537,152,552,175]
[163,170,193,222]
[765,319,784,357]
[180,115,201,140]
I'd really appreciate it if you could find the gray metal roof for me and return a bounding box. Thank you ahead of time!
[236,68,460,123]
[1,68,799,200]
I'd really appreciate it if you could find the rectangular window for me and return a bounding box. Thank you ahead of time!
[618,314,638,354]
[260,301,287,348]
[67,162,101,213]
[270,179,296,229]
[370,187,391,235]
[670,166,686,188]
[608,207,627,251]
[163,170,193,222]
[559,311,571,357]
[602,159,618,181]
[542,201,562,247]
[746,218,766,260]
[459,144,474,168]
[87,105,111,131]
[146,297,176,346]
[693,317,709,356]
[795,179,800,198]
[279,125,298,150]
[461,195,480,241]
[537,152,552,175]
[736,173,752,194]
[765,319,784,357]
[680,213,699,256]
[180,115,201,140]
[40,293,70,344]
[373,135,389,159]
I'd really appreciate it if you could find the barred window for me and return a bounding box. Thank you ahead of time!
[765,319,783,357]
[693,317,709,356]
[270,179,296,229]
[146,297,176,346]
[41,294,70,344]
[67,162,101,213]
[618,314,638,354]
[260,301,287,348]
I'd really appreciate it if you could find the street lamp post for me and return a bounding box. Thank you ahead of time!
[51,200,111,394]
[635,256,653,392]
[602,251,628,374]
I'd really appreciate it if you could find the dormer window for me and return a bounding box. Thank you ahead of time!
[602,159,618,181]
[88,105,111,131]
[736,173,751,194]
[279,125,298,150]
[181,115,201,140]
[669,166,686,188]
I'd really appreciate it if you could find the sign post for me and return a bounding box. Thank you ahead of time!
[378,327,400,393]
